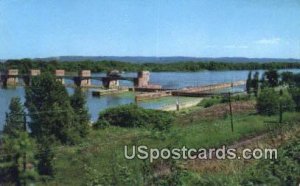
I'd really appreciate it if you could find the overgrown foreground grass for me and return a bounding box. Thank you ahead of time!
[39,110,300,185]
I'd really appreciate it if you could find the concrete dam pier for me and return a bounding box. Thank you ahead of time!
[1,68,246,101]
[0,69,161,89]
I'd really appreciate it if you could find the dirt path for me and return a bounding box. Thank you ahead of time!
[184,126,300,172]
[176,100,256,126]
[227,133,268,149]
[153,131,270,177]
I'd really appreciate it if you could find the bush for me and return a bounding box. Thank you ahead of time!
[289,87,300,111]
[257,89,296,115]
[93,120,110,129]
[198,97,222,108]
[256,88,279,115]
[279,90,295,112]
[95,104,174,131]
[281,72,300,87]
[281,71,294,85]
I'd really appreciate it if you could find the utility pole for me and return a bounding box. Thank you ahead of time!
[279,101,283,124]
[176,96,179,111]
[228,92,234,132]
[279,90,283,124]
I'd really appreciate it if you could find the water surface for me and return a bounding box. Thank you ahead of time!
[1,69,299,130]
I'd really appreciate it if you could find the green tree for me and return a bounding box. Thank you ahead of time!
[265,70,279,87]
[3,97,25,137]
[1,97,38,185]
[293,73,300,87]
[25,73,79,145]
[246,71,252,94]
[289,87,300,111]
[36,137,55,177]
[4,59,300,73]
[281,71,294,85]
[70,87,90,137]
[279,90,295,112]
[257,88,295,116]
[260,73,268,89]
[256,88,279,115]
[252,72,259,97]
[0,132,37,185]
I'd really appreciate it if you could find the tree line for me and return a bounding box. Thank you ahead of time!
[1,58,300,73]
[245,70,300,116]
[0,73,90,185]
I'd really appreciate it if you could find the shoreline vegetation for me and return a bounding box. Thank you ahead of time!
[1,59,300,73]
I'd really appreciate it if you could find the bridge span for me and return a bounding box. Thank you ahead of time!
[0,69,159,89]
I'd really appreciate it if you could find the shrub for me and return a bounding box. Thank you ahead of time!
[256,88,279,115]
[257,89,296,115]
[279,90,295,112]
[93,119,110,129]
[289,87,300,111]
[246,71,252,94]
[198,97,222,108]
[281,71,294,85]
[95,104,174,131]
[281,72,300,87]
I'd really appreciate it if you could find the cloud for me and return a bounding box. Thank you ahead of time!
[255,38,281,45]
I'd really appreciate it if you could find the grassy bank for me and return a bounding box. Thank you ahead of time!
[37,100,300,185]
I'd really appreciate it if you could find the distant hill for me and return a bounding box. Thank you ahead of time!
[3,56,300,63]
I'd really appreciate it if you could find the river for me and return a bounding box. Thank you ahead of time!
[1,69,299,130]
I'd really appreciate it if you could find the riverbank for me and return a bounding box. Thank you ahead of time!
[160,98,203,111]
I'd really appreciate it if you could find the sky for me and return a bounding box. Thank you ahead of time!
[0,0,300,59]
